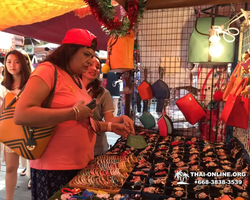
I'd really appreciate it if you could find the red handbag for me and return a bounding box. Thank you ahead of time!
[220,78,249,129]
[176,93,207,125]
[157,106,173,137]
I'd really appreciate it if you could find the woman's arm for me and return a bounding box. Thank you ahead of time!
[98,121,130,138]
[103,112,135,135]
[14,76,92,127]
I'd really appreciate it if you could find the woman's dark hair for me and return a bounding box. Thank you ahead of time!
[86,56,104,98]
[2,50,31,90]
[44,44,84,71]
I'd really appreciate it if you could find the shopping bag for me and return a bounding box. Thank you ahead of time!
[220,78,249,129]
[0,65,57,159]
[176,93,206,125]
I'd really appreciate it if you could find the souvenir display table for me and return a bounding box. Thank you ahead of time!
[49,129,250,200]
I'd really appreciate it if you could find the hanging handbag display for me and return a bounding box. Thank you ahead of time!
[137,68,153,100]
[220,78,249,129]
[0,65,57,160]
[102,30,135,73]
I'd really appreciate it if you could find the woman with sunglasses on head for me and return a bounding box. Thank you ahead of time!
[82,56,135,156]
[0,50,31,200]
[14,29,131,199]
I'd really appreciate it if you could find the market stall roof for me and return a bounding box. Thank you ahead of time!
[3,12,109,50]
[116,0,246,9]
[0,0,87,30]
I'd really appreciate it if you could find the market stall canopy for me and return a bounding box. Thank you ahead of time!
[116,0,246,9]
[3,12,109,50]
[0,0,87,30]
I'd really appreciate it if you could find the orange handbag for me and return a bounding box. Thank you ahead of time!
[0,65,57,159]
[103,30,134,73]
[220,78,249,129]
[222,62,244,101]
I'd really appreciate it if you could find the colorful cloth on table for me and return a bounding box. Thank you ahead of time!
[29,62,95,170]
[31,167,80,200]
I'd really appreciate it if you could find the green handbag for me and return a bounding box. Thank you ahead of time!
[139,111,155,129]
[188,17,235,64]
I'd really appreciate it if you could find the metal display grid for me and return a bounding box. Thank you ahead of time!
[133,3,248,141]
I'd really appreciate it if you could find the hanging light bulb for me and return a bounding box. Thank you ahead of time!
[208,30,224,58]
[209,41,224,58]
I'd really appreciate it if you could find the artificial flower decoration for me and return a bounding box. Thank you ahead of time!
[83,0,146,37]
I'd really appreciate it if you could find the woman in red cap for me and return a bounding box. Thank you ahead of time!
[14,29,130,199]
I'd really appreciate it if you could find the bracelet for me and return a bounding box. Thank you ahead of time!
[73,107,80,121]
[107,122,112,132]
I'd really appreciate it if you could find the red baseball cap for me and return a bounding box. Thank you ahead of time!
[62,28,97,50]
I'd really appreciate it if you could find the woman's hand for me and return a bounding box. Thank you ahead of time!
[111,123,131,138]
[122,115,135,135]
[73,100,93,121]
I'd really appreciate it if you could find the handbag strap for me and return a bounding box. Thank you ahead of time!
[44,64,57,108]
[230,62,242,80]
[6,87,26,109]
[107,36,118,69]
[215,70,225,90]
[6,64,57,109]
[200,68,213,103]
[233,77,248,95]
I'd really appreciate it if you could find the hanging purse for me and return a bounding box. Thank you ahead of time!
[151,67,170,99]
[157,106,173,137]
[176,93,206,125]
[137,68,153,100]
[139,111,155,129]
[176,71,206,125]
[0,65,57,160]
[220,78,249,129]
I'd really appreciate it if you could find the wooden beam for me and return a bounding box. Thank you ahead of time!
[145,0,246,10]
[115,0,126,9]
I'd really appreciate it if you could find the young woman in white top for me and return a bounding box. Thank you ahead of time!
[0,50,31,200]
